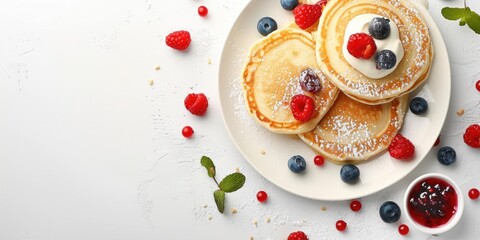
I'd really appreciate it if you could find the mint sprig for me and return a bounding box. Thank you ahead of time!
[201,156,246,214]
[441,0,480,34]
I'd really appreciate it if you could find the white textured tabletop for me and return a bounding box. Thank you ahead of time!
[1,0,479,239]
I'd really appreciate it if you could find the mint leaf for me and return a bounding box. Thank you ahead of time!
[213,189,225,213]
[219,173,246,193]
[466,9,480,34]
[441,7,466,20]
[201,156,216,178]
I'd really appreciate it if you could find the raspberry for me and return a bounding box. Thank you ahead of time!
[464,124,480,148]
[290,94,315,122]
[165,30,191,51]
[346,33,377,59]
[184,93,208,116]
[388,134,415,160]
[293,4,322,30]
[288,231,308,240]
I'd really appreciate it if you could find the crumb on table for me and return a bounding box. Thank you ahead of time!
[155,65,161,71]
[149,79,154,86]
[260,150,266,155]
[321,206,327,211]
[265,217,271,223]
[207,58,212,64]
[235,167,240,173]
[456,108,465,116]
[231,208,238,214]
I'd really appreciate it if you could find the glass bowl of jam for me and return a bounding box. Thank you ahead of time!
[404,173,464,234]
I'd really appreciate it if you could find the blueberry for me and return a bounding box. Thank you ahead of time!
[340,164,360,184]
[409,97,428,115]
[288,155,307,173]
[257,17,278,36]
[379,201,401,223]
[368,17,391,40]
[299,68,321,93]
[375,50,397,70]
[280,0,299,11]
[437,146,456,165]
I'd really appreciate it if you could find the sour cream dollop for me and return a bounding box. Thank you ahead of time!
[342,14,404,79]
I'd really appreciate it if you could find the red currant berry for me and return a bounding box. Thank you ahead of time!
[434,136,440,146]
[314,155,325,166]
[336,220,347,232]
[350,200,362,212]
[182,126,194,138]
[469,188,480,200]
[198,6,208,17]
[476,80,480,92]
[398,224,409,236]
[256,191,268,203]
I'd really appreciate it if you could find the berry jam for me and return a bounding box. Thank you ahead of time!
[407,177,457,228]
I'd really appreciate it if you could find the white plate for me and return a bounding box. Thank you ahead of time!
[218,0,450,200]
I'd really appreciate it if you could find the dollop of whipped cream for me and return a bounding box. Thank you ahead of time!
[342,14,404,79]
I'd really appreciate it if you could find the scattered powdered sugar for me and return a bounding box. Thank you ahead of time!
[329,115,373,143]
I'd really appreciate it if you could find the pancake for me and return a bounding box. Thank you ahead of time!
[299,92,408,163]
[316,0,433,104]
[242,28,339,134]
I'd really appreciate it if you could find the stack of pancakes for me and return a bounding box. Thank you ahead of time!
[241,0,432,163]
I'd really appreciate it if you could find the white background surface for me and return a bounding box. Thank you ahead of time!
[0,0,479,239]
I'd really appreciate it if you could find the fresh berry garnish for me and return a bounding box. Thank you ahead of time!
[257,17,278,36]
[290,94,315,122]
[476,80,480,92]
[184,93,209,116]
[368,17,391,40]
[313,155,325,166]
[346,33,377,59]
[469,188,480,200]
[198,6,208,17]
[388,134,415,160]
[182,126,194,138]
[256,191,268,203]
[293,4,322,30]
[379,201,401,223]
[463,124,480,148]
[409,97,428,115]
[340,164,360,184]
[437,146,456,165]
[335,220,347,232]
[288,155,307,173]
[434,136,440,146]
[299,68,321,93]
[165,30,191,51]
[398,224,409,236]
[287,231,308,240]
[375,50,397,70]
[280,0,299,11]
[350,200,362,212]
